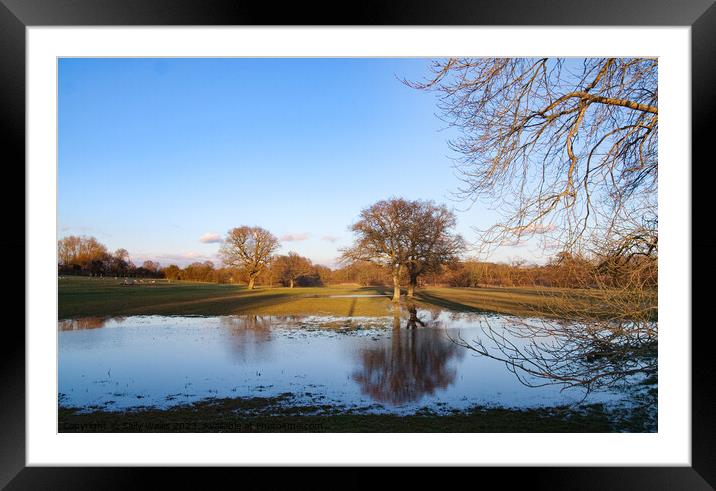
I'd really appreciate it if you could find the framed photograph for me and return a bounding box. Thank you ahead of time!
[5,0,713,486]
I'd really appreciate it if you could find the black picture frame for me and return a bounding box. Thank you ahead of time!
[3,0,713,487]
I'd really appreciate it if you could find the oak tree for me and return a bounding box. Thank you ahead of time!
[273,252,313,288]
[342,198,464,301]
[341,199,414,302]
[404,201,465,297]
[220,226,279,289]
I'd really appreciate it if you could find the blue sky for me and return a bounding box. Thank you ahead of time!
[58,58,542,267]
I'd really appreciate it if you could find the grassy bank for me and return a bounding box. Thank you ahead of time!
[58,276,645,319]
[58,394,654,433]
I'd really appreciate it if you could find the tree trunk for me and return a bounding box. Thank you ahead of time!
[247,276,255,290]
[289,278,294,288]
[392,269,401,303]
[392,304,401,329]
[407,275,417,298]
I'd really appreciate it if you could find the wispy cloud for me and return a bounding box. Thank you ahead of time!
[199,232,223,244]
[280,232,310,242]
[312,256,340,269]
[321,235,340,243]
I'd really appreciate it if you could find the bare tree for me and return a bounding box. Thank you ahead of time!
[114,248,129,263]
[409,59,659,410]
[220,226,279,289]
[404,201,465,297]
[342,198,466,301]
[451,313,656,396]
[107,248,131,276]
[141,260,160,273]
[57,235,82,266]
[407,58,658,255]
[57,235,109,272]
[273,252,312,288]
[163,264,181,281]
[341,198,414,302]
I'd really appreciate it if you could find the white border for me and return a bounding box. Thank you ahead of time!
[27,27,690,466]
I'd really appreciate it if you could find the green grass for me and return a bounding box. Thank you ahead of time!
[416,286,615,318]
[58,276,651,320]
[58,277,395,319]
[58,394,653,433]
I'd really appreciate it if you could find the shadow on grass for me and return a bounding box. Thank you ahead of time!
[414,291,493,314]
[122,291,304,317]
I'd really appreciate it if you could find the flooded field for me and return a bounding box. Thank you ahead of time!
[58,306,656,426]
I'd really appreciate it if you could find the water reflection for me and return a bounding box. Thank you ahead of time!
[220,315,273,360]
[352,305,464,404]
[58,317,112,331]
[220,314,273,333]
[451,316,657,394]
[57,310,656,421]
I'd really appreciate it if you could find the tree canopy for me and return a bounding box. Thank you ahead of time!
[341,198,464,301]
[220,226,280,289]
[408,58,658,259]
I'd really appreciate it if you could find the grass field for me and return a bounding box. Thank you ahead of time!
[57,276,638,319]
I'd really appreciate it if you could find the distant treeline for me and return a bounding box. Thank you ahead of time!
[58,235,655,290]
[57,236,163,278]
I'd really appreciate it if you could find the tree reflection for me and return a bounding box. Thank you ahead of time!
[450,316,657,395]
[405,304,425,329]
[58,317,113,331]
[352,305,463,405]
[220,315,274,360]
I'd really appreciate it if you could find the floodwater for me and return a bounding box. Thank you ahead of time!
[58,307,656,420]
